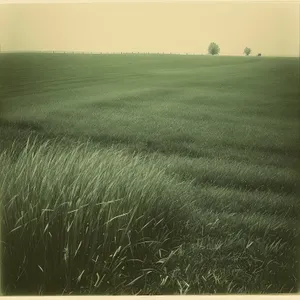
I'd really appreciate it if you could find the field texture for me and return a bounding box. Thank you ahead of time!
[0,53,299,295]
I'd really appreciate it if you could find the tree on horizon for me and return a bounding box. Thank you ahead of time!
[244,47,251,56]
[208,42,220,55]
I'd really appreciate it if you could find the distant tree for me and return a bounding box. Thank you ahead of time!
[244,47,251,56]
[257,53,262,56]
[208,42,220,55]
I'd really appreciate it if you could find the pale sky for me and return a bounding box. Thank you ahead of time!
[0,2,299,56]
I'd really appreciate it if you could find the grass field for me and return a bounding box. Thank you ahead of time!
[0,52,299,295]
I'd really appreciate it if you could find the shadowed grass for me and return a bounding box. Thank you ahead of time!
[0,138,200,295]
[0,136,299,294]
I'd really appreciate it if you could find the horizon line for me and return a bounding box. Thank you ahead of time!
[0,50,298,58]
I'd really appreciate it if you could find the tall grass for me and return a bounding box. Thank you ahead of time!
[0,137,199,295]
[1,136,298,294]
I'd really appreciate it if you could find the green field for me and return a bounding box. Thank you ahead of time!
[0,53,299,295]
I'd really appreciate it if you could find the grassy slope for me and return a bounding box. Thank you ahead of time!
[0,53,299,294]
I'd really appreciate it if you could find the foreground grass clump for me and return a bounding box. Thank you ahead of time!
[0,137,198,295]
[1,135,298,295]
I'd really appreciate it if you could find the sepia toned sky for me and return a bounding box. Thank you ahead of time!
[0,2,299,56]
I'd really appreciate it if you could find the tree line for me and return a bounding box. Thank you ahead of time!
[208,42,261,56]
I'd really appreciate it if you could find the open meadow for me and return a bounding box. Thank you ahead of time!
[0,53,299,294]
